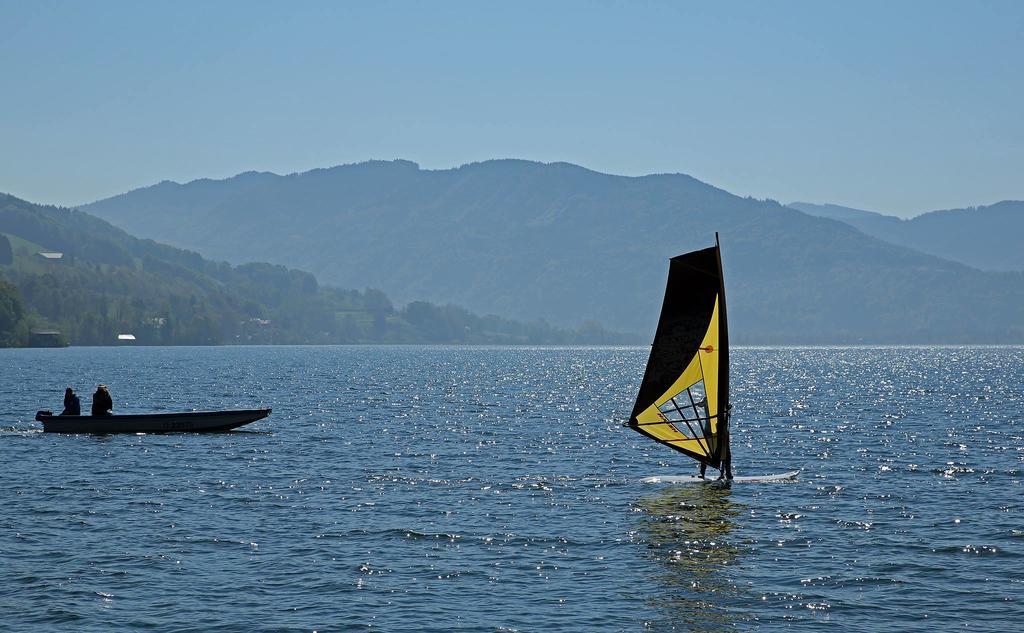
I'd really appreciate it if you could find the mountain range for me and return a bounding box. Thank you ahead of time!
[79,159,1024,343]
[788,201,1024,272]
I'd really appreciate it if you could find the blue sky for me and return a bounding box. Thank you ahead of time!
[1,0,1021,216]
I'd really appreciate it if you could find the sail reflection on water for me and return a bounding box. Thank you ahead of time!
[632,484,748,631]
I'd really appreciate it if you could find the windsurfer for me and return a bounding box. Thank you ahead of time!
[719,403,733,480]
[696,395,711,478]
[696,399,734,480]
[627,238,735,483]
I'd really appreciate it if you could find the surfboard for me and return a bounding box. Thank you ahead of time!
[642,470,800,484]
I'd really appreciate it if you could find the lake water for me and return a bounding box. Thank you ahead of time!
[0,346,1021,631]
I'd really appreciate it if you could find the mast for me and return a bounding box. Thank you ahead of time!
[714,233,731,473]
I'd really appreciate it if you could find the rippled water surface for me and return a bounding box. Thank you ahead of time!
[1,346,1022,631]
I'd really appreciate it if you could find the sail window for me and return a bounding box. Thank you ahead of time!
[655,381,713,450]
[657,382,707,430]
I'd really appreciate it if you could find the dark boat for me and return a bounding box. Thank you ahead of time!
[35,408,272,434]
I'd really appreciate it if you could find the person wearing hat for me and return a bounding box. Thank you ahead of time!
[91,384,112,416]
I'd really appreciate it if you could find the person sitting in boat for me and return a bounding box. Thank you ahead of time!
[60,387,81,416]
[91,384,113,416]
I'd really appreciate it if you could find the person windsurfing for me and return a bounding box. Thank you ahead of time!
[719,403,733,480]
[695,397,733,480]
[696,395,711,478]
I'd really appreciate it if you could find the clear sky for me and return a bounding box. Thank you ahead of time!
[1,1,1021,216]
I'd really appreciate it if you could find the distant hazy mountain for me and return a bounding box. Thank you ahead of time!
[83,160,1024,343]
[787,202,894,223]
[1,193,624,346]
[789,200,1024,271]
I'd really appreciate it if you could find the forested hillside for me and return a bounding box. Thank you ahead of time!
[0,194,628,346]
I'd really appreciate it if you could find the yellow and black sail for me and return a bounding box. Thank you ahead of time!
[628,235,730,468]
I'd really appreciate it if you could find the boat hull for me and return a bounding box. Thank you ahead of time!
[36,408,272,434]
